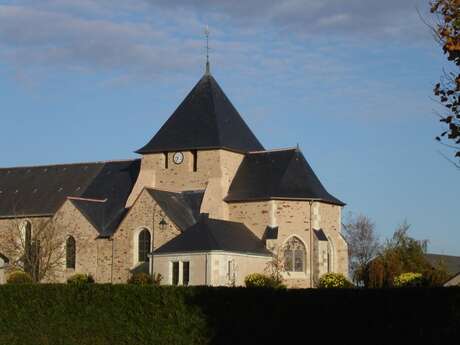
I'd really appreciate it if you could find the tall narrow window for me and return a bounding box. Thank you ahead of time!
[282,237,306,272]
[138,229,151,263]
[66,236,76,269]
[163,152,168,169]
[183,261,190,286]
[172,261,179,285]
[192,150,197,172]
[22,221,33,275]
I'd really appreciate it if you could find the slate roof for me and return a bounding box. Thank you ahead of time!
[136,73,264,154]
[154,215,270,255]
[263,226,279,240]
[146,189,204,231]
[0,159,140,237]
[425,253,460,276]
[314,229,328,241]
[225,148,345,205]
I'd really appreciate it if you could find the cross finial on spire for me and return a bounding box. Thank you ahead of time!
[205,25,210,74]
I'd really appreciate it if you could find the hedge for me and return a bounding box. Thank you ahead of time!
[0,285,459,345]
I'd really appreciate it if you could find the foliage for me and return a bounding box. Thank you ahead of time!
[6,271,33,284]
[67,273,95,285]
[430,0,460,165]
[0,285,459,345]
[264,249,286,287]
[2,217,66,283]
[318,273,354,288]
[127,272,163,286]
[342,213,380,284]
[244,273,286,289]
[394,272,423,287]
[357,221,449,287]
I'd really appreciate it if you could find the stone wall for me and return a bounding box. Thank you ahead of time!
[52,201,110,283]
[126,149,244,219]
[112,189,182,283]
[227,199,348,287]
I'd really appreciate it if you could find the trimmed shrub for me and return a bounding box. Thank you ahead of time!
[6,271,33,284]
[244,273,285,289]
[0,285,459,345]
[318,273,354,288]
[394,272,423,287]
[67,273,95,285]
[127,272,160,285]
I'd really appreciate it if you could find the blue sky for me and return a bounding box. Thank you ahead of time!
[1,0,458,254]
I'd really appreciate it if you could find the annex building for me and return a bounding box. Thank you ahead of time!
[0,69,348,287]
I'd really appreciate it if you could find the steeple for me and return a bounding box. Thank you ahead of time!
[205,25,210,75]
[136,74,264,154]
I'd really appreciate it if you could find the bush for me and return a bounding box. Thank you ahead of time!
[6,271,33,284]
[394,272,423,287]
[318,273,354,288]
[244,273,285,289]
[67,273,95,285]
[128,272,162,286]
[0,285,459,345]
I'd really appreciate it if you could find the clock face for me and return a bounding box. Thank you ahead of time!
[173,152,184,165]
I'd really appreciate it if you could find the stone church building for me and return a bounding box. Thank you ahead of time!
[0,70,348,287]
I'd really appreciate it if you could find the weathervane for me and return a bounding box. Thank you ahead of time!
[205,25,210,74]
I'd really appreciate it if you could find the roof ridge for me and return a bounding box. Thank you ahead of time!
[0,158,138,171]
[248,147,297,154]
[68,196,108,203]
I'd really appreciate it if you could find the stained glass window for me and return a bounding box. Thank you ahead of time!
[283,237,305,272]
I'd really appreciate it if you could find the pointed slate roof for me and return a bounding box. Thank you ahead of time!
[154,214,270,255]
[225,148,345,206]
[136,74,264,154]
[146,189,204,232]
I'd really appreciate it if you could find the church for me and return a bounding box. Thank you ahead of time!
[0,65,348,287]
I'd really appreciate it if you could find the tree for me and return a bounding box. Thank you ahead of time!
[430,0,460,166]
[358,220,449,287]
[342,213,380,284]
[2,216,66,283]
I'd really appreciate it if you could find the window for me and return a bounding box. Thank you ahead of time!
[21,221,33,275]
[138,229,151,263]
[66,236,76,269]
[192,150,197,172]
[163,152,168,169]
[183,261,190,286]
[282,237,305,272]
[172,261,179,286]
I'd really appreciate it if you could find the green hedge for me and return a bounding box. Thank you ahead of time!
[0,285,459,345]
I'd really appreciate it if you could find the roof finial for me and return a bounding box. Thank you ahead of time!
[205,25,210,75]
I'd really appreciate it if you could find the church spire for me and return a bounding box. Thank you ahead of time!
[205,25,210,75]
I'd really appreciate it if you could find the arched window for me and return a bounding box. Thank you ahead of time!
[282,237,306,272]
[138,229,151,263]
[66,236,76,269]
